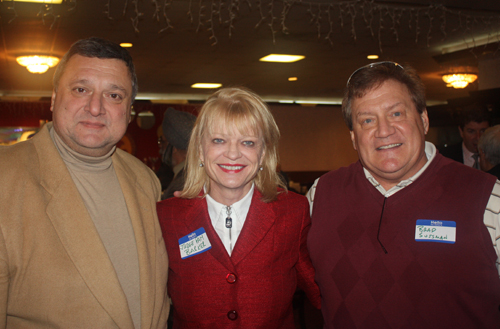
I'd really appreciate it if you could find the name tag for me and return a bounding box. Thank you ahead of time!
[178,227,212,259]
[415,220,456,244]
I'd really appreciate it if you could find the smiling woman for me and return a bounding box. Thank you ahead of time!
[181,87,283,203]
[156,86,321,328]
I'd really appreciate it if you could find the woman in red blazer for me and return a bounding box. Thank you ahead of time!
[157,87,320,328]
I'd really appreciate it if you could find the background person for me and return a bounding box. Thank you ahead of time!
[156,124,175,192]
[157,87,320,328]
[0,37,169,328]
[479,125,500,179]
[307,62,500,328]
[440,104,490,168]
[160,107,196,200]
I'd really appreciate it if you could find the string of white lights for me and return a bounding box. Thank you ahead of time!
[2,0,500,52]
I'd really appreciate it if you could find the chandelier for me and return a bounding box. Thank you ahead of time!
[442,73,478,89]
[16,55,60,74]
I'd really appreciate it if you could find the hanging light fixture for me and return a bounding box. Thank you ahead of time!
[442,73,478,89]
[16,55,60,74]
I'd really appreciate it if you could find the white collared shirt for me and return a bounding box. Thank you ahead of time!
[462,142,476,168]
[205,184,254,256]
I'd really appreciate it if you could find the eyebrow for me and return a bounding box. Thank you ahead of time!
[108,84,129,95]
[70,79,129,95]
[355,102,404,117]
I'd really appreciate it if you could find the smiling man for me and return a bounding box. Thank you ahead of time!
[0,38,169,328]
[307,62,500,328]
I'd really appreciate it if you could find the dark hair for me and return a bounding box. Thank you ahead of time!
[53,37,138,103]
[459,103,491,129]
[342,62,426,130]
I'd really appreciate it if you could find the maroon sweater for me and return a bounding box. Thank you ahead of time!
[308,153,500,328]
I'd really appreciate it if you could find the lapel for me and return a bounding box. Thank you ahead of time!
[113,151,157,329]
[230,190,276,266]
[184,195,235,272]
[36,124,134,329]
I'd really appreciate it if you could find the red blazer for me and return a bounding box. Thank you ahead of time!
[157,189,320,328]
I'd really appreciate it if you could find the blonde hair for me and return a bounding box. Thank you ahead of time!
[180,87,285,203]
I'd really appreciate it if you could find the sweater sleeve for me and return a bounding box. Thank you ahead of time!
[484,180,500,278]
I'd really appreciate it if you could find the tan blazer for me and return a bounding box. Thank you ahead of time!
[0,123,169,329]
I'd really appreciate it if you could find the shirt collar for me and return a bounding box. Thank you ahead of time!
[364,141,436,197]
[205,184,255,226]
[462,142,476,159]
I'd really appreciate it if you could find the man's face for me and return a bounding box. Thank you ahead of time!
[50,54,133,157]
[459,121,489,154]
[350,79,429,190]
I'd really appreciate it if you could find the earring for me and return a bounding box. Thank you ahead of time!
[259,166,263,171]
[199,162,204,167]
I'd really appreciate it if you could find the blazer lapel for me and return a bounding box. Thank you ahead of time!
[231,190,275,266]
[112,152,157,329]
[36,125,134,329]
[185,197,235,272]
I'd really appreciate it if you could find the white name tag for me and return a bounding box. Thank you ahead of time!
[178,227,212,259]
[415,220,456,244]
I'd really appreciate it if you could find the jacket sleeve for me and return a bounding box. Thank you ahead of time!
[0,226,8,329]
[295,197,321,309]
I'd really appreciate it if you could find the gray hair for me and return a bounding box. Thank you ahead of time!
[479,125,500,166]
[53,37,138,103]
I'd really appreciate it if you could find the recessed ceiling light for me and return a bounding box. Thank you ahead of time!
[367,55,379,59]
[120,43,133,48]
[288,77,298,81]
[191,83,222,89]
[259,54,305,63]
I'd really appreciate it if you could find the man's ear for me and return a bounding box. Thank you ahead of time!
[421,109,429,134]
[350,130,357,151]
[128,105,133,124]
[458,125,464,139]
[50,90,57,112]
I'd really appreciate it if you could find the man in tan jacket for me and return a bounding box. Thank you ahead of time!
[0,37,169,328]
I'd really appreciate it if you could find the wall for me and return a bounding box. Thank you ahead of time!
[271,104,359,172]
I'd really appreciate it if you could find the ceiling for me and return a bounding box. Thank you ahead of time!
[0,0,499,105]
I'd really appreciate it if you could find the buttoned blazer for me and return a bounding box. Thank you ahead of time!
[0,123,169,329]
[157,189,320,328]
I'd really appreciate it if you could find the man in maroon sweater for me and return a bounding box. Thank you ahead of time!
[307,62,500,328]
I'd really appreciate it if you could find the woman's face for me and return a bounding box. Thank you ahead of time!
[200,123,265,204]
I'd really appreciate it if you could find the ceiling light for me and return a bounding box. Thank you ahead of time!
[296,100,341,105]
[191,83,222,89]
[120,43,133,48]
[288,77,298,81]
[16,55,60,74]
[259,54,305,63]
[367,55,379,59]
[12,0,63,3]
[442,73,478,89]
